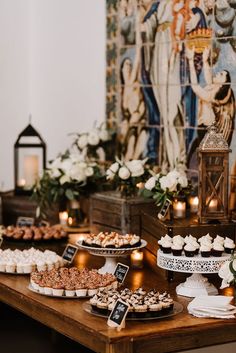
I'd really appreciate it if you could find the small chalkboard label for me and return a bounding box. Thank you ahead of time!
[114,262,129,284]
[16,216,35,227]
[62,244,78,263]
[107,299,129,330]
[158,199,171,220]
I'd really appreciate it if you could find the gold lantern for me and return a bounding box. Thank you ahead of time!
[198,123,231,223]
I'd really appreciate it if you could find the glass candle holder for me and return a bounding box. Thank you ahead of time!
[173,199,186,219]
[59,211,68,225]
[189,196,199,214]
[131,250,143,269]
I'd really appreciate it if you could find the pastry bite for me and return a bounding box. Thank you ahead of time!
[90,287,174,318]
[82,231,141,249]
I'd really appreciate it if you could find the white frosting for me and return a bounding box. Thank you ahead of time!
[200,244,212,252]
[171,243,182,251]
[162,240,172,248]
[215,235,224,244]
[184,243,196,251]
[172,235,184,245]
[212,243,224,251]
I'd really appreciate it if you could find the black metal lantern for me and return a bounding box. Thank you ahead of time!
[14,123,46,195]
[198,123,230,223]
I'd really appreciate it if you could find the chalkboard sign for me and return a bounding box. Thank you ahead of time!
[16,216,35,227]
[113,263,129,284]
[107,299,130,329]
[158,199,171,220]
[62,244,78,263]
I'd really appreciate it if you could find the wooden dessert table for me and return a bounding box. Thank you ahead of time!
[0,238,236,353]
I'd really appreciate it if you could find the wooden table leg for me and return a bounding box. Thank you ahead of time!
[106,340,133,353]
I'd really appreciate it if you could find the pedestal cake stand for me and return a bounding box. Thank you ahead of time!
[77,240,147,274]
[157,250,230,297]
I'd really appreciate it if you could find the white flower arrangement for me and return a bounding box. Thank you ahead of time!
[106,157,149,197]
[219,256,236,289]
[32,150,103,218]
[74,122,113,161]
[143,169,191,208]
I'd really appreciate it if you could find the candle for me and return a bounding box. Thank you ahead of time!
[24,155,39,188]
[189,196,199,213]
[18,178,26,187]
[131,250,143,269]
[209,199,218,212]
[59,211,68,225]
[173,200,186,219]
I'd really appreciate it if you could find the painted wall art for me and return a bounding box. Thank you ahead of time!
[106,0,236,209]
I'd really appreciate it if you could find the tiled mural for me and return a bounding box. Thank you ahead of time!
[106,0,236,209]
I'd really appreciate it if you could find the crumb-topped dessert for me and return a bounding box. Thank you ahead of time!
[1,224,67,241]
[82,232,141,249]
[90,287,174,318]
[30,267,118,297]
[0,248,63,274]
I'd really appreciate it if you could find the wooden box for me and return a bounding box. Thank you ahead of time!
[90,191,156,235]
[141,212,236,257]
[1,191,59,225]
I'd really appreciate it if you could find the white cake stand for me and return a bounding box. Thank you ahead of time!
[77,240,147,274]
[157,250,230,297]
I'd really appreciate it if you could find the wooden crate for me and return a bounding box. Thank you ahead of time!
[1,191,59,225]
[141,212,236,257]
[90,191,156,235]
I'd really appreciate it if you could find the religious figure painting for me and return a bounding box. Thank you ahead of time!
[106,0,236,202]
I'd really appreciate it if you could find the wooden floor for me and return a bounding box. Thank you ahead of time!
[0,303,94,353]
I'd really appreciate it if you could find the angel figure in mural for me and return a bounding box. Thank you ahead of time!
[186,46,235,155]
[119,7,148,161]
[141,0,186,171]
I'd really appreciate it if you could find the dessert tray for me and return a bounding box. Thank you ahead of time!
[77,239,147,274]
[28,284,91,299]
[157,250,230,297]
[0,224,68,242]
[82,301,183,321]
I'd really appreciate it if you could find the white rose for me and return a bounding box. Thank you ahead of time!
[50,157,62,169]
[160,175,178,192]
[77,134,88,149]
[106,169,115,180]
[167,169,181,180]
[145,176,157,191]
[69,164,86,182]
[109,162,119,173]
[49,168,61,178]
[178,174,188,188]
[70,152,84,163]
[88,130,100,146]
[60,175,71,185]
[126,160,144,177]
[118,166,131,180]
[85,167,94,177]
[219,261,234,289]
[99,129,110,142]
[60,159,73,174]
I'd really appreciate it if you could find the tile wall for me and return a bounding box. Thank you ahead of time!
[106,0,236,209]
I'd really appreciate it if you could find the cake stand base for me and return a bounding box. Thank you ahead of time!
[98,256,118,274]
[176,273,218,298]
